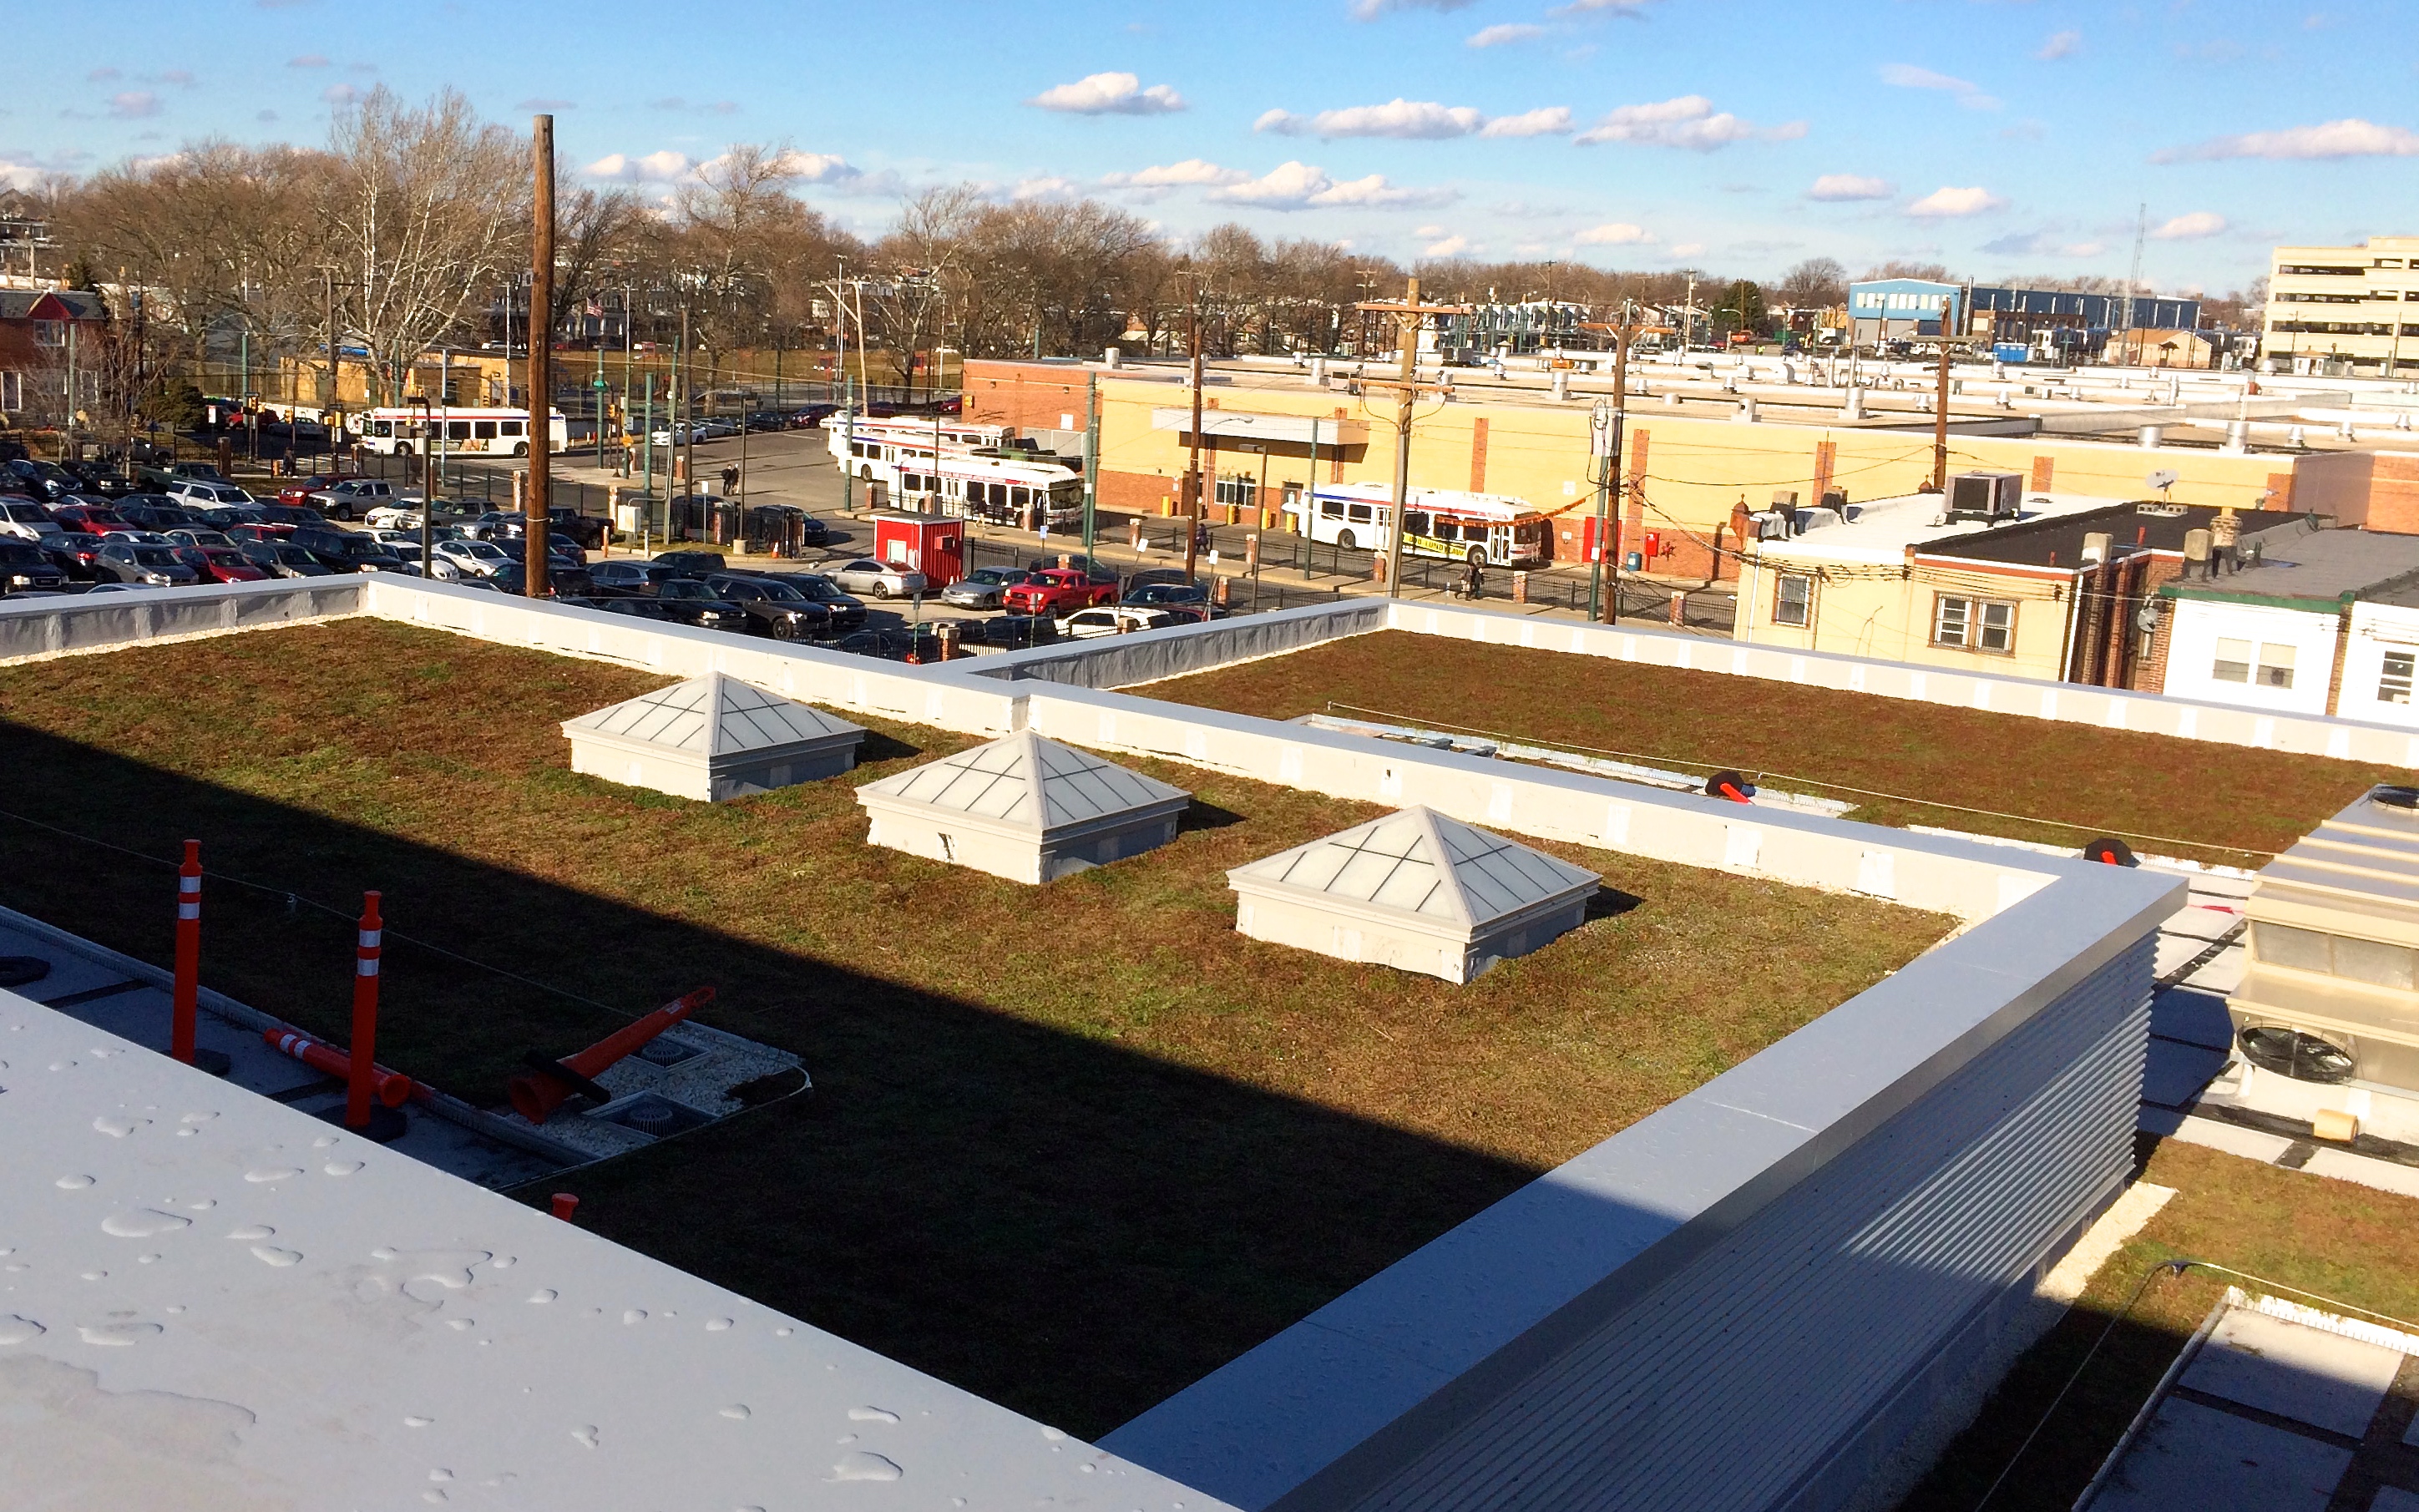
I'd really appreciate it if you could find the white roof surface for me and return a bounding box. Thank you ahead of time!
[1230,807,1599,927]
[1751,489,2122,567]
[855,731,1189,834]
[562,673,862,758]
[0,989,1222,1509]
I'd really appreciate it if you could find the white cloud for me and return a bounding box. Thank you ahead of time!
[1575,222,1654,245]
[1480,106,1573,139]
[2150,210,2228,240]
[1574,95,1767,150]
[1878,63,2001,111]
[2036,29,2081,60]
[1258,99,1483,139]
[1808,173,1895,201]
[1026,72,1185,115]
[1207,160,1453,210]
[517,97,575,111]
[155,68,195,87]
[1906,185,2007,217]
[1101,159,1251,190]
[1466,23,1544,46]
[321,83,366,108]
[2153,118,2419,162]
[771,150,859,183]
[106,91,160,119]
[1351,0,1476,17]
[286,53,329,68]
[1551,0,1652,13]
[1981,230,2105,257]
[1666,241,1706,259]
[0,160,45,190]
[1424,234,1470,257]
[585,149,696,183]
[1258,98,1571,140]
[1011,175,1080,201]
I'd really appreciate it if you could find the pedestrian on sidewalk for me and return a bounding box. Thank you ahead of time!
[1461,557,1484,601]
[721,464,740,499]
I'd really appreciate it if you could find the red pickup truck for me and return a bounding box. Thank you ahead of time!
[1002,567,1116,616]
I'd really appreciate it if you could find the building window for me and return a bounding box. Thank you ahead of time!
[2381,650,2416,704]
[2214,638,2295,688]
[1774,573,1813,628]
[2256,644,2295,689]
[0,372,18,411]
[1932,594,2014,652]
[31,320,63,347]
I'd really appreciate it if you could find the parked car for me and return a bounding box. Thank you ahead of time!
[48,503,131,537]
[164,528,239,551]
[546,508,608,551]
[649,422,710,448]
[485,565,593,598]
[0,500,60,540]
[782,573,868,629]
[134,458,225,488]
[195,503,269,531]
[827,558,928,599]
[431,539,514,579]
[493,535,587,573]
[1122,582,1227,620]
[289,526,405,574]
[277,473,362,508]
[967,614,1058,650]
[0,539,65,592]
[363,503,426,530]
[742,411,788,432]
[308,478,414,521]
[702,572,834,640]
[827,625,942,663]
[787,403,839,429]
[585,559,681,597]
[58,461,136,498]
[1123,567,1194,596]
[940,566,1037,610]
[569,594,685,625]
[237,539,337,579]
[490,541,590,593]
[162,479,259,513]
[462,511,529,543]
[174,545,269,584]
[1056,605,1180,640]
[100,530,175,546]
[649,549,726,580]
[4,458,81,500]
[38,532,107,580]
[94,540,200,587]
[118,501,207,533]
[696,417,740,439]
[645,579,752,632]
[256,503,326,533]
[1002,567,1115,616]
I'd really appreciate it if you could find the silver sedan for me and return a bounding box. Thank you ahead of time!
[939,566,1035,609]
[828,558,929,599]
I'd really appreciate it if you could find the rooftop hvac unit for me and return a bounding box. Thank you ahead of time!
[1945,471,2025,523]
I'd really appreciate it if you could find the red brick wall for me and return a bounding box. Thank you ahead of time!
[1469,417,1490,493]
[960,360,1091,432]
[2364,455,2419,534]
[2265,470,2295,513]
[2030,455,2055,492]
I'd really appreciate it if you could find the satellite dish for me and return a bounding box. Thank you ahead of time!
[2147,468,2179,492]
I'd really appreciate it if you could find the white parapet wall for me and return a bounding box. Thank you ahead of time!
[0,573,2209,1512]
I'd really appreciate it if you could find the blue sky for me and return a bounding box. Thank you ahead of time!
[23,0,2419,294]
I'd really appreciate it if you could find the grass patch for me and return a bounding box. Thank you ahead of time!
[0,618,1951,1434]
[1899,1138,2419,1510]
[1139,630,2405,864]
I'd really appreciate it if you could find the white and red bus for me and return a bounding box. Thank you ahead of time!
[827,414,1016,480]
[352,407,569,458]
[1298,482,1552,569]
[893,450,1084,529]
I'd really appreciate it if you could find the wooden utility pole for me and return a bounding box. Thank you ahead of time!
[1930,301,1954,493]
[1602,301,1637,623]
[1183,276,1204,584]
[526,114,555,596]
[1354,278,1470,597]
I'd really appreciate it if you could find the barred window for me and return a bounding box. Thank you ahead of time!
[1774,574,1813,628]
[2381,650,2415,705]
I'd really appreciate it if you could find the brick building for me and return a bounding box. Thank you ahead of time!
[0,289,105,425]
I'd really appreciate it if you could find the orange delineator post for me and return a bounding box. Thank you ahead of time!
[261,1029,417,1107]
[1716,781,1750,804]
[171,841,201,1065]
[508,986,716,1124]
[347,892,383,1131]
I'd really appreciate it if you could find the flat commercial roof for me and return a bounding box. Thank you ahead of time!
[1752,489,2123,567]
[0,988,1219,1510]
[2166,528,2419,605]
[1923,506,2320,570]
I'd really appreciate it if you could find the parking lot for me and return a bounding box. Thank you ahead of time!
[3,421,1738,660]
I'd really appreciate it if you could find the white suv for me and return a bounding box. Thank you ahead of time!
[0,500,60,540]
[310,478,418,522]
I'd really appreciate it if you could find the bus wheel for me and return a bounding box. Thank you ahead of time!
[1465,545,1488,569]
[1336,528,1357,551]
[513,442,529,458]
[394,442,413,458]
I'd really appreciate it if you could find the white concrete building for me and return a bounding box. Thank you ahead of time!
[2337,589,2419,729]
[1227,807,1601,984]
[562,673,867,802]
[855,729,1191,884]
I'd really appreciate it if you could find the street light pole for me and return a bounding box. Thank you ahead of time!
[525,113,554,597]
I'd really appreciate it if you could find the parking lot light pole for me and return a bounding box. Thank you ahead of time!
[524,113,554,598]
